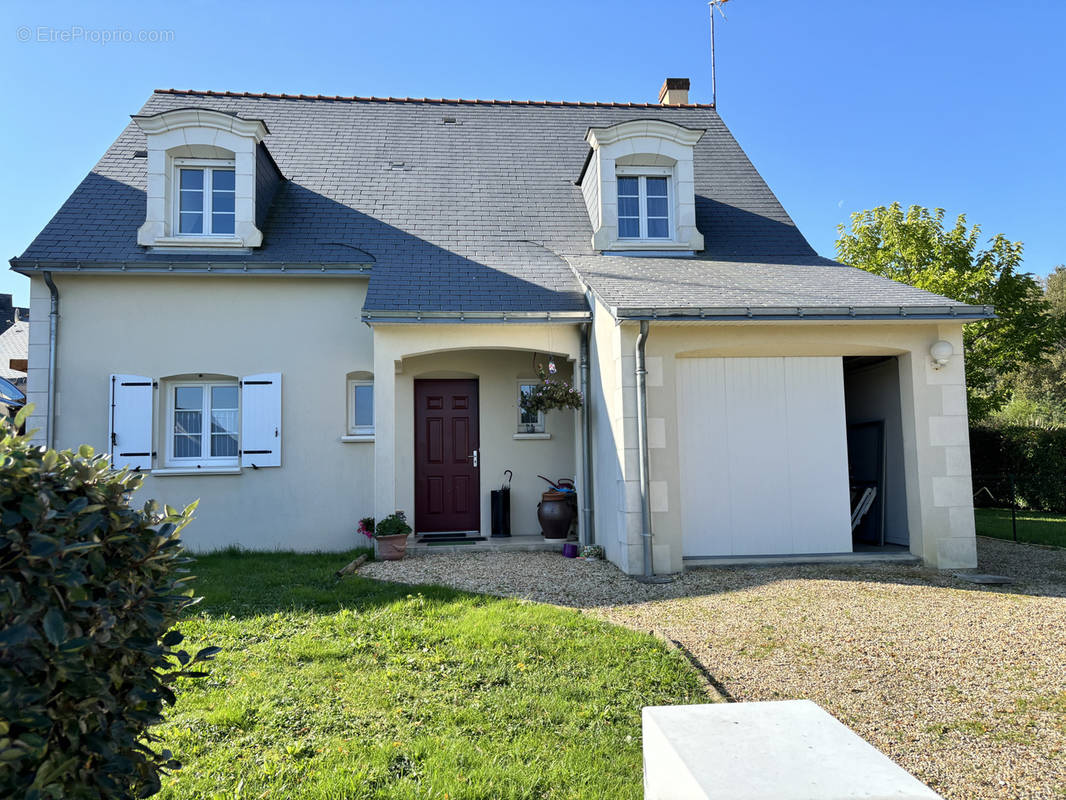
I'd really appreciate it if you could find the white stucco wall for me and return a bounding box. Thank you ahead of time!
[27,274,375,552]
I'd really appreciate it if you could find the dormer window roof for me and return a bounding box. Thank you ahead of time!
[132,108,270,250]
[579,119,705,253]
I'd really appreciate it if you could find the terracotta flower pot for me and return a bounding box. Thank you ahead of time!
[375,533,409,561]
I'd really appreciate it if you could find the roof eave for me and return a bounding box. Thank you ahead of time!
[361,309,591,324]
[9,258,372,277]
[610,304,997,322]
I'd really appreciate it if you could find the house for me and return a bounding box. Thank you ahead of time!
[1,293,29,334]
[0,310,28,417]
[10,79,988,574]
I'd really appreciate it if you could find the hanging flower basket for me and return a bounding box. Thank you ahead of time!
[520,363,583,415]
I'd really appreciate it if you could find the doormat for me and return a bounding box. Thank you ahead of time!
[417,535,487,544]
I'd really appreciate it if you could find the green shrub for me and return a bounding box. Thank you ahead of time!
[0,410,218,799]
[970,426,1066,512]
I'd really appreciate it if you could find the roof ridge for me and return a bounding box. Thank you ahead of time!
[154,88,717,109]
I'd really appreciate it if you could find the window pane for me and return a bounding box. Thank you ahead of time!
[618,196,640,218]
[211,191,235,213]
[212,385,238,410]
[180,169,204,190]
[211,169,235,191]
[353,385,373,428]
[174,434,201,458]
[211,410,238,436]
[175,386,202,410]
[211,433,238,457]
[174,410,202,436]
[647,218,670,238]
[617,176,638,196]
[180,189,204,213]
[179,213,203,234]
[519,385,539,425]
[646,177,668,197]
[211,213,235,235]
[646,197,669,219]
[618,217,640,238]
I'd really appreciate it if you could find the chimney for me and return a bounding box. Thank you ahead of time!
[658,77,690,105]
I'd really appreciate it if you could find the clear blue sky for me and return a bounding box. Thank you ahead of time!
[2,0,1063,306]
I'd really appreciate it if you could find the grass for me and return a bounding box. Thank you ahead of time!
[156,549,709,799]
[974,507,1066,547]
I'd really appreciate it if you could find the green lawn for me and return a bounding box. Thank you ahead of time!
[156,550,708,800]
[974,507,1066,547]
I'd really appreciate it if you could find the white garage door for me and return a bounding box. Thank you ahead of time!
[677,357,853,558]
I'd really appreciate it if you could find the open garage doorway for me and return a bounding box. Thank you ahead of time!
[843,356,910,549]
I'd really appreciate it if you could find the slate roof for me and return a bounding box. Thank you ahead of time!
[13,89,991,320]
[568,254,990,319]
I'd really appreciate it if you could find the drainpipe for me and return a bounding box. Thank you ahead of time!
[42,271,59,449]
[579,323,595,545]
[635,320,654,577]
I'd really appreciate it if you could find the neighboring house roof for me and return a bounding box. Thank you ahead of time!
[12,88,991,320]
[0,319,28,381]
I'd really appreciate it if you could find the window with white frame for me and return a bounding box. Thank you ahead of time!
[517,382,545,434]
[167,382,239,466]
[175,160,236,236]
[616,172,671,240]
[348,379,374,436]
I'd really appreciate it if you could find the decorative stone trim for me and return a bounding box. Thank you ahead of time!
[581,120,706,253]
[132,108,268,249]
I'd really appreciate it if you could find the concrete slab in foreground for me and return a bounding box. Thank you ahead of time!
[643,700,942,800]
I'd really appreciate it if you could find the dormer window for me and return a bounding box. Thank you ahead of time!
[132,108,272,250]
[617,172,671,239]
[579,119,706,253]
[177,161,235,235]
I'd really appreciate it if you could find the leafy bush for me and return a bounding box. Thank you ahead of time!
[375,511,412,538]
[0,410,218,799]
[970,425,1066,512]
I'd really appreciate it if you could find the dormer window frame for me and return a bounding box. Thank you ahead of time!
[615,166,674,241]
[132,108,269,250]
[173,158,237,237]
[580,119,706,253]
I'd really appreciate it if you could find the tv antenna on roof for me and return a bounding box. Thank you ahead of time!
[708,0,730,107]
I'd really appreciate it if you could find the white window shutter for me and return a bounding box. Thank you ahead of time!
[241,373,281,468]
[109,374,154,471]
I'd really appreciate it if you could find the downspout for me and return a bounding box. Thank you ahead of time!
[42,271,59,449]
[579,323,595,545]
[635,320,654,577]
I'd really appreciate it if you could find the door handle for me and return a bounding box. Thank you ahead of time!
[470,449,479,468]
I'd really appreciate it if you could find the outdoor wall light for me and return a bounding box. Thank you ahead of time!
[930,340,954,370]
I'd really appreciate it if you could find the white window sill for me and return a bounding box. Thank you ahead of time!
[341,434,375,443]
[513,432,551,440]
[151,466,242,476]
[149,236,247,248]
[605,240,692,251]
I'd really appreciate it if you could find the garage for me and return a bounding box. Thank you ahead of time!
[676,356,853,558]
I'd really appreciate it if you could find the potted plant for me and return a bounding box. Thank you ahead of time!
[519,361,583,416]
[371,511,413,561]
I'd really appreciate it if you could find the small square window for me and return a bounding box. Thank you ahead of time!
[174,162,236,237]
[616,174,672,240]
[167,380,239,467]
[517,383,545,434]
[348,380,374,435]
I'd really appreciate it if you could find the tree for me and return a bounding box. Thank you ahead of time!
[836,203,1063,422]
[1046,265,1066,317]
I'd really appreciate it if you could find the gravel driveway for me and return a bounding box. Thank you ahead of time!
[363,537,1066,800]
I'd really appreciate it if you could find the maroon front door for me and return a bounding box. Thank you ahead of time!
[414,379,480,534]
